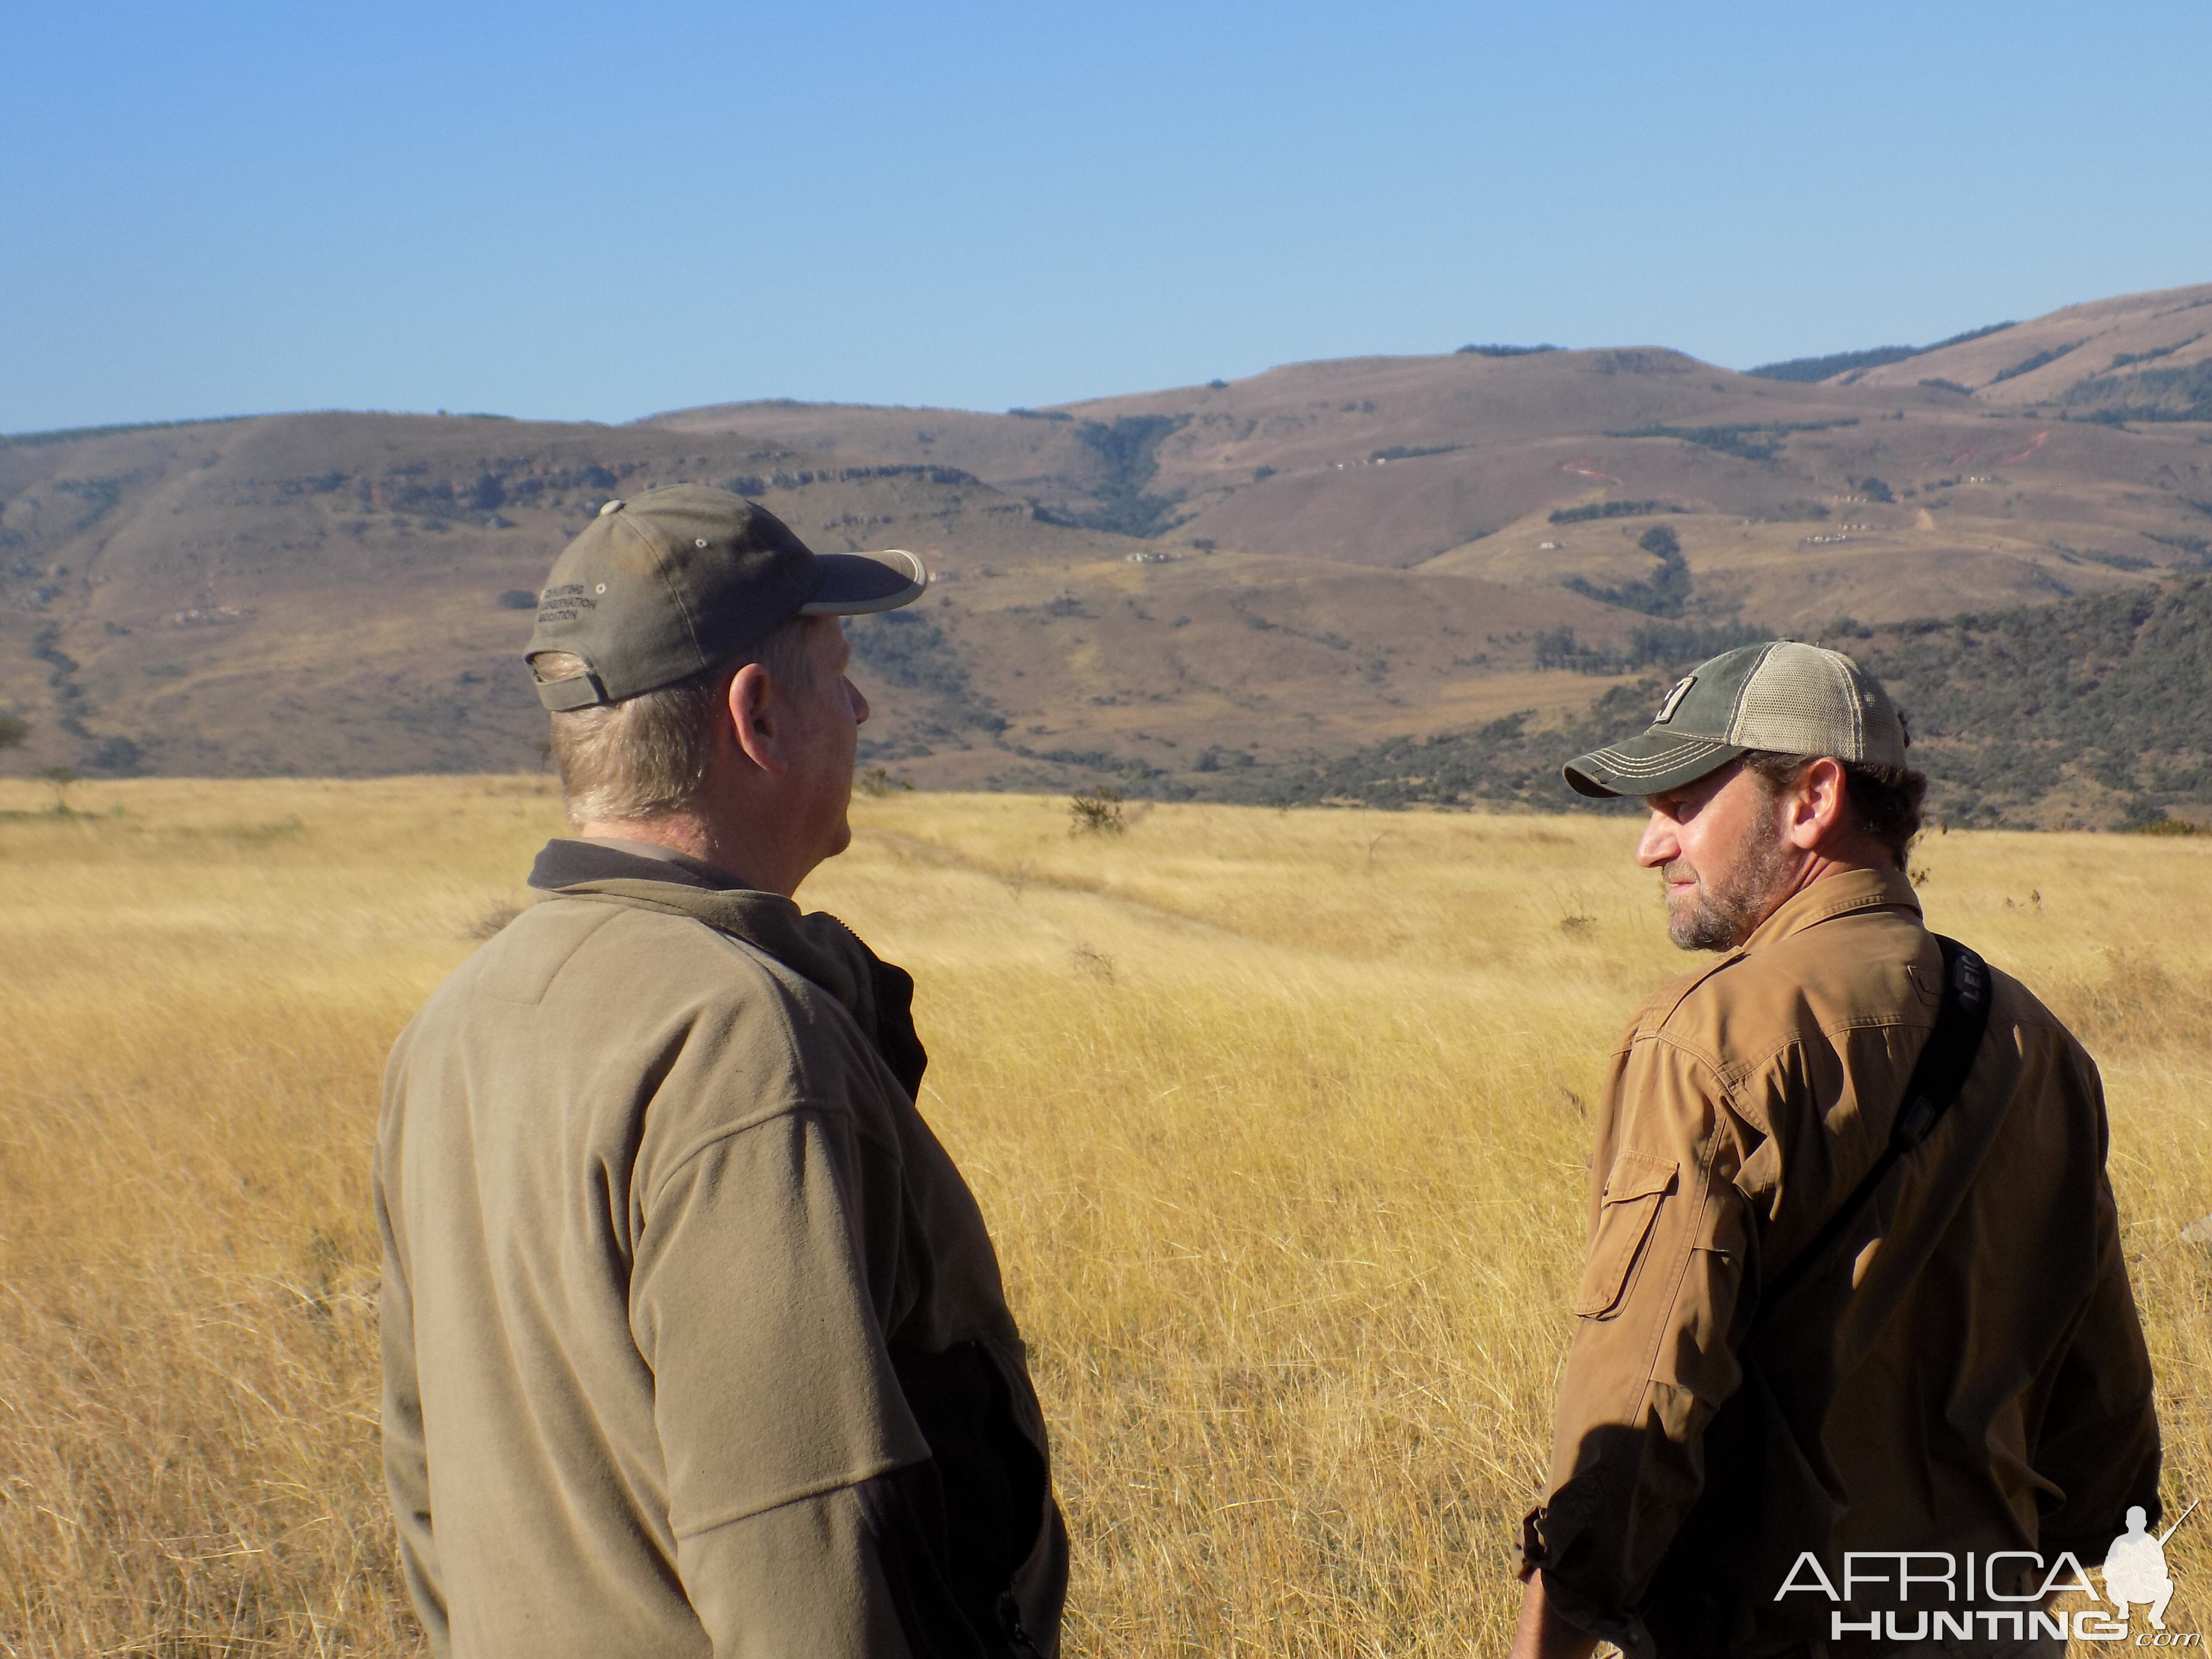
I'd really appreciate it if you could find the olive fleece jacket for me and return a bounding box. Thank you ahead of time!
[1523,868,2160,1658]
[377,840,1066,1658]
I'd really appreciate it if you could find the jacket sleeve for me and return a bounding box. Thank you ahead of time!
[635,1107,1017,1658]
[374,1155,450,1659]
[2028,1061,2162,1558]
[1524,1035,1754,1649]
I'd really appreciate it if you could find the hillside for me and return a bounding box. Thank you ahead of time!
[5,282,2212,820]
[1213,576,2212,831]
[1843,283,2212,419]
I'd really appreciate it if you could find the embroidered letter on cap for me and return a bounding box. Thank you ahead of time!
[1653,675,1696,724]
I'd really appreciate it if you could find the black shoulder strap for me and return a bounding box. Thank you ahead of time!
[1759,935,1993,1312]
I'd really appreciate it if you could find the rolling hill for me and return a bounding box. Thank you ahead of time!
[5,282,2212,824]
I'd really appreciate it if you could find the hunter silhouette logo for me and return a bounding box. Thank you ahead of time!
[2107,1501,2194,1632]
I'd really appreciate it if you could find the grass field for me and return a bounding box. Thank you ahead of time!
[0,777,2206,1655]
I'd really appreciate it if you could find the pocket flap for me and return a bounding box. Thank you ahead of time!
[1574,1152,1681,1318]
[1601,1150,1679,1205]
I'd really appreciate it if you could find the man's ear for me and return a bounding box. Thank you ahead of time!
[1786,757,1850,850]
[726,662,789,776]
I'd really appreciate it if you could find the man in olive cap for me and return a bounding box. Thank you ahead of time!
[376,486,1066,1658]
[1510,642,2160,1659]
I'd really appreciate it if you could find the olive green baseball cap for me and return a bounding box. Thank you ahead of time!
[523,484,927,710]
[1563,641,1908,798]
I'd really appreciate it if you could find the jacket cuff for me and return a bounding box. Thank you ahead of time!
[1519,1498,1656,1659]
[1518,1506,1546,1581]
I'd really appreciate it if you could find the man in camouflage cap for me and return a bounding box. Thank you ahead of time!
[1511,642,2160,1658]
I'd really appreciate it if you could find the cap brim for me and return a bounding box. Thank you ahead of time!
[799,549,929,616]
[1562,731,1747,799]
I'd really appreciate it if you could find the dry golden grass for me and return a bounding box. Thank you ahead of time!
[0,778,2205,1655]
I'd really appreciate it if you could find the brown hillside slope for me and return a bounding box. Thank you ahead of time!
[6,283,2212,790]
[650,334,2212,619]
[0,410,1625,784]
[1849,281,2212,413]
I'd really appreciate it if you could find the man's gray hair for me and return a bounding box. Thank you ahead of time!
[532,615,817,828]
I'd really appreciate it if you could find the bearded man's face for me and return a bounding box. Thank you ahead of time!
[1636,763,1802,952]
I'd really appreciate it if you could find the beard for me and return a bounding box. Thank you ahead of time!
[1664,813,1797,951]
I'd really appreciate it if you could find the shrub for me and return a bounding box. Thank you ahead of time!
[855,766,912,797]
[1069,786,1126,835]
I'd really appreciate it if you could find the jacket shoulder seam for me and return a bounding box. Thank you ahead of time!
[645,1099,905,1214]
[1713,1012,1939,1090]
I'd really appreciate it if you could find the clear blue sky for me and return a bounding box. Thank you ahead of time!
[5,1,2208,433]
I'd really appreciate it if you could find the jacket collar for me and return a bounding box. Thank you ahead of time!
[529,836,736,893]
[1740,864,1922,956]
[523,839,928,1097]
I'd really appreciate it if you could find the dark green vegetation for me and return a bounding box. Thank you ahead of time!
[1747,322,2016,383]
[1454,343,1560,357]
[2109,336,2200,370]
[2063,361,2212,424]
[1547,499,1683,525]
[847,609,1006,755]
[1857,577,2212,827]
[1747,345,1918,383]
[1563,524,1692,617]
[1532,619,1765,675]
[1604,418,1861,462]
[1992,340,2087,383]
[1042,416,1188,538]
[1211,577,2212,829]
[1370,444,1462,462]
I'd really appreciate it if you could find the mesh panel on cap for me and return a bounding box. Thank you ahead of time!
[1728,644,1868,758]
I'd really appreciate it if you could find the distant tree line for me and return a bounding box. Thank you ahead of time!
[1549,499,1684,525]
[1746,321,2016,383]
[1604,418,1861,463]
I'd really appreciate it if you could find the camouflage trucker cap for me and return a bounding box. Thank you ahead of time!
[524,484,928,711]
[1562,641,1908,799]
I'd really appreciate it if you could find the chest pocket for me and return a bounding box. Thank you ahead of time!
[1573,1151,1679,1319]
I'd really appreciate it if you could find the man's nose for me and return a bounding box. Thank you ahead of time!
[846,678,870,726]
[1635,811,1677,869]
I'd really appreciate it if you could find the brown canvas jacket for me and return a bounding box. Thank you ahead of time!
[1523,868,2159,1657]
[377,841,1066,1659]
